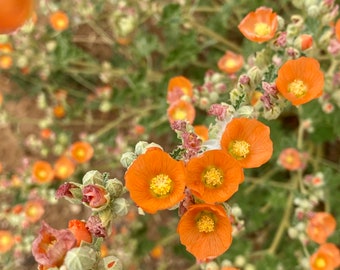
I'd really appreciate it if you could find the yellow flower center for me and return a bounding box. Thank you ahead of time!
[196,214,215,233]
[288,79,307,98]
[181,87,189,95]
[150,174,173,197]
[225,59,237,69]
[254,22,271,37]
[314,256,326,269]
[202,167,224,188]
[38,170,47,179]
[173,109,187,120]
[228,140,250,160]
[76,148,86,158]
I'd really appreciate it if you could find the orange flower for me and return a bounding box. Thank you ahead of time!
[335,19,340,41]
[250,90,263,107]
[32,160,54,184]
[124,148,186,214]
[238,7,278,43]
[49,11,69,31]
[0,43,13,69]
[167,99,196,124]
[150,245,164,259]
[194,125,209,142]
[68,219,92,247]
[53,104,66,118]
[186,150,244,204]
[54,156,75,180]
[167,76,193,103]
[24,200,45,223]
[310,243,340,270]
[278,148,303,171]
[220,118,273,168]
[218,51,244,74]
[70,141,94,164]
[299,34,313,51]
[177,203,232,261]
[0,230,15,253]
[307,212,336,244]
[40,128,54,140]
[276,57,324,106]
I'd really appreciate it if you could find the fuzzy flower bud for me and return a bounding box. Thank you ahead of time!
[82,170,104,186]
[105,178,125,198]
[112,198,129,217]
[86,215,106,237]
[247,66,263,89]
[64,246,96,270]
[120,151,137,168]
[134,141,149,155]
[98,256,123,270]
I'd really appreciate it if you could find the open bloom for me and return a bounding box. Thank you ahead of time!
[167,76,193,103]
[186,150,244,203]
[32,160,54,184]
[218,51,244,74]
[238,7,278,43]
[310,243,340,270]
[54,156,75,180]
[276,57,324,106]
[220,118,273,168]
[124,148,186,214]
[336,19,340,41]
[24,200,45,223]
[68,220,92,247]
[307,212,337,244]
[49,11,69,31]
[278,148,303,171]
[167,99,196,124]
[0,230,15,253]
[32,221,76,268]
[177,203,232,261]
[70,141,94,164]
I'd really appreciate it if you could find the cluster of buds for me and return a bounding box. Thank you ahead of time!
[30,170,129,269]
[193,70,228,110]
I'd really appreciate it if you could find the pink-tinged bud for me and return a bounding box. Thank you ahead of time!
[208,104,228,121]
[82,184,109,209]
[55,182,76,199]
[32,221,76,268]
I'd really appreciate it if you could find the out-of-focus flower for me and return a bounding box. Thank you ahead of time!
[82,184,109,209]
[54,156,76,180]
[276,57,324,106]
[335,18,340,41]
[167,99,196,124]
[307,212,337,244]
[150,245,164,259]
[32,221,76,268]
[295,34,313,51]
[124,148,186,214]
[53,104,66,118]
[220,118,273,168]
[0,230,15,253]
[218,51,244,74]
[49,11,69,32]
[24,200,45,223]
[167,76,193,104]
[70,141,94,164]
[238,7,278,43]
[0,42,13,69]
[68,220,92,247]
[278,148,304,171]
[32,160,54,184]
[310,243,340,270]
[177,203,232,261]
[186,150,244,203]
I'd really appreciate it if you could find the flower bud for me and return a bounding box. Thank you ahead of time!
[294,34,313,51]
[112,198,129,217]
[98,256,123,270]
[247,66,263,89]
[204,261,219,270]
[120,151,137,168]
[82,170,104,186]
[64,246,96,270]
[236,105,254,118]
[307,5,320,18]
[134,141,149,155]
[98,207,114,227]
[262,106,282,120]
[82,184,109,210]
[234,255,246,267]
[105,178,125,198]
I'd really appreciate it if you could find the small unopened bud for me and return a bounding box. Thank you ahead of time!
[64,246,96,270]
[295,34,313,51]
[247,66,263,89]
[234,255,246,267]
[82,170,104,186]
[204,261,219,270]
[134,141,149,155]
[98,256,123,270]
[105,178,125,198]
[307,5,320,18]
[120,151,137,168]
[112,197,129,217]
